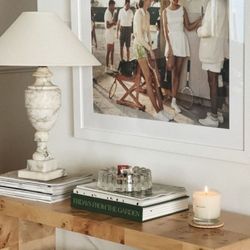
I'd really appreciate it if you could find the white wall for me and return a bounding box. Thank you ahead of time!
[0,0,37,174]
[0,0,37,35]
[0,69,36,174]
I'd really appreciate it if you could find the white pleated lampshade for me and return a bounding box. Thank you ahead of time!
[0,12,100,67]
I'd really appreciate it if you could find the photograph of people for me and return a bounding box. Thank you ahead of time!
[104,0,117,73]
[162,0,201,113]
[117,0,134,61]
[90,0,230,129]
[197,0,228,127]
[133,0,172,121]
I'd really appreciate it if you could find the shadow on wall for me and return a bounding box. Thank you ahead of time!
[0,0,37,35]
[0,69,36,174]
[0,0,37,174]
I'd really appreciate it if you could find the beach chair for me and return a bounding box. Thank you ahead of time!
[109,57,162,112]
[109,64,146,111]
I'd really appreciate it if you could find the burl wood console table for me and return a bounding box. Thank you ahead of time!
[0,196,250,250]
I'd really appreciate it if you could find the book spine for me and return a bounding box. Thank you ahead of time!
[71,193,143,222]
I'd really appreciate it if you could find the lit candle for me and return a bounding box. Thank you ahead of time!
[193,186,221,221]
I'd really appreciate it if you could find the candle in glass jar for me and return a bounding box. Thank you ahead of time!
[193,186,221,221]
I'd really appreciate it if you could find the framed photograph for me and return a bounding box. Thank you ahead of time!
[71,0,250,163]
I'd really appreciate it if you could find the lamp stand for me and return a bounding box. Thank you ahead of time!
[18,67,66,181]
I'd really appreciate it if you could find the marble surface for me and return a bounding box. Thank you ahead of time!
[25,67,61,163]
[18,168,65,181]
[21,67,66,181]
[27,159,58,172]
[56,229,138,250]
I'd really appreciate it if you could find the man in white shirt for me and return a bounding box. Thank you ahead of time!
[104,0,117,72]
[117,0,134,61]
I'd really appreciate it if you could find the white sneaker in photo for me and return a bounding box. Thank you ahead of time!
[154,111,170,122]
[199,115,219,128]
[162,110,174,121]
[171,98,181,113]
[105,66,109,73]
[110,65,114,72]
[207,112,224,124]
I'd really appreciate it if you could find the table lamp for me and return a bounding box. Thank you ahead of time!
[0,12,100,181]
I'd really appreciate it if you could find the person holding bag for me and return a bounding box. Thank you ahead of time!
[133,0,172,122]
[163,0,201,113]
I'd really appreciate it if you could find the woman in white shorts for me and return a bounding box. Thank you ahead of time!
[163,0,201,113]
[104,0,117,72]
[198,0,228,127]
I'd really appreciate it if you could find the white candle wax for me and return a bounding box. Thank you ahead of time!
[193,187,221,220]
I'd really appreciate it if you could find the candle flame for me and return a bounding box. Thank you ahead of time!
[204,186,209,193]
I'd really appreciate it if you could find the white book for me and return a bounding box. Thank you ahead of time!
[142,198,189,221]
[0,171,93,195]
[74,182,188,206]
[71,192,189,222]
[0,186,71,203]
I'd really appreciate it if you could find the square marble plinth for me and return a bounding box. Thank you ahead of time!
[27,159,58,173]
[18,168,66,181]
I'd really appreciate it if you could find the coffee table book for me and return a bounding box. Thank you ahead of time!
[0,171,93,203]
[71,193,188,222]
[74,182,187,206]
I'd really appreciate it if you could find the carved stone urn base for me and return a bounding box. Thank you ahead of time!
[17,67,66,181]
[18,159,66,181]
[18,168,66,181]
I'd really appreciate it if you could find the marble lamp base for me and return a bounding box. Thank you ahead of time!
[18,67,66,181]
[18,159,66,181]
[27,159,58,172]
[18,168,66,181]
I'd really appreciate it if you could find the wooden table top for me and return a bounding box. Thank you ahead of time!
[0,196,250,250]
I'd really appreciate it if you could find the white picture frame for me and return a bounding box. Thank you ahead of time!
[71,0,250,164]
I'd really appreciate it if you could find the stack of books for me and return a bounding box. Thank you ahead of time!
[0,171,93,203]
[71,182,189,222]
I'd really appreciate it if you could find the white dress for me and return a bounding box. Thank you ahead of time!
[165,6,190,58]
